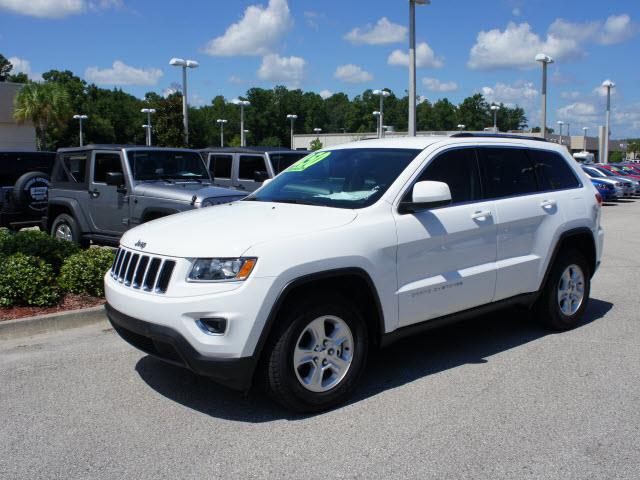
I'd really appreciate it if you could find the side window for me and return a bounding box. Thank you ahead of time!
[530,150,580,191]
[415,148,481,204]
[60,153,88,184]
[93,153,123,183]
[210,155,232,179]
[239,155,267,180]
[478,148,538,199]
[270,153,308,174]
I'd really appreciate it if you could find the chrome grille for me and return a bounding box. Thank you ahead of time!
[110,247,176,294]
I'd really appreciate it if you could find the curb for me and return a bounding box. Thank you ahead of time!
[0,305,107,340]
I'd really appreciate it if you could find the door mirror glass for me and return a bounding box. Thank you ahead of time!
[105,171,124,187]
[253,170,270,182]
[401,181,452,213]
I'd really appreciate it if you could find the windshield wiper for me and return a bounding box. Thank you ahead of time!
[273,199,320,206]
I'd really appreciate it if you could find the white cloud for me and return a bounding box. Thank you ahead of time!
[422,77,458,93]
[344,17,407,45]
[228,75,244,85]
[304,10,325,30]
[481,81,538,107]
[557,102,599,124]
[599,14,637,45]
[319,89,333,99]
[592,83,617,98]
[334,64,373,84]
[387,42,444,68]
[0,0,120,18]
[512,7,521,17]
[257,53,306,87]
[202,0,291,56]
[468,15,638,70]
[163,82,181,97]
[85,60,163,86]
[8,56,32,75]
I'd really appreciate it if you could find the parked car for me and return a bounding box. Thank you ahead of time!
[590,178,618,201]
[0,150,55,230]
[200,147,310,192]
[582,165,634,196]
[106,134,603,412]
[598,164,640,184]
[45,145,245,246]
[594,165,640,195]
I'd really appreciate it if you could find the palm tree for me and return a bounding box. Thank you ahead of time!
[13,82,70,150]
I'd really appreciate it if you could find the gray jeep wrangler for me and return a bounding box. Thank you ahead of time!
[45,145,245,246]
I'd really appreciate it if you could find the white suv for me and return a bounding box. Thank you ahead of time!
[105,134,604,412]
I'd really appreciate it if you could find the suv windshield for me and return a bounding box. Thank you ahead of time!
[247,148,420,209]
[127,150,209,181]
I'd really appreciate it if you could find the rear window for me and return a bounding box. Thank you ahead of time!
[53,153,88,185]
[530,150,580,191]
[478,148,538,199]
[0,152,55,185]
[209,154,232,179]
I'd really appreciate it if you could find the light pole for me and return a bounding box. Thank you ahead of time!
[602,80,615,164]
[535,53,554,138]
[490,105,500,132]
[286,114,298,149]
[457,124,466,131]
[409,0,430,137]
[73,114,88,147]
[233,99,250,147]
[216,119,227,147]
[373,89,391,138]
[169,57,199,145]
[583,127,589,152]
[557,121,564,145]
[141,108,156,146]
[372,111,381,137]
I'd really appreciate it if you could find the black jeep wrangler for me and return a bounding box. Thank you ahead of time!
[0,150,55,230]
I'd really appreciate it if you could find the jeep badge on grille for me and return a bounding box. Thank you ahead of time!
[134,240,147,249]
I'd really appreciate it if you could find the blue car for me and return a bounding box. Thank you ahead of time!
[591,178,617,201]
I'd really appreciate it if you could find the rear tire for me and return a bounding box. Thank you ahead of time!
[261,292,369,413]
[534,248,590,330]
[51,213,88,248]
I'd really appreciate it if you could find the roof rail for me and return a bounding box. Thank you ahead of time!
[450,132,549,142]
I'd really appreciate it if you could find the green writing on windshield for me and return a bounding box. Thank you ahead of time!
[286,151,331,172]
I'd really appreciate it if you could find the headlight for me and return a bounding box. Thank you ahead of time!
[187,257,257,282]
[201,196,244,208]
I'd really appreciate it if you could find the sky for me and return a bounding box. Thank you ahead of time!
[1,0,639,138]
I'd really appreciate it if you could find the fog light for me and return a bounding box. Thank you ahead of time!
[196,317,227,335]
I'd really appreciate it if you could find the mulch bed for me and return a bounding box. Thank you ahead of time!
[0,294,105,321]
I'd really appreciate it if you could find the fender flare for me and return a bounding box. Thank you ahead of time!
[47,198,91,232]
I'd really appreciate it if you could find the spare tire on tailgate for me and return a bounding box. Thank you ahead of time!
[12,171,51,213]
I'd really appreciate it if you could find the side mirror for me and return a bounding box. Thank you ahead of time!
[105,171,124,187]
[399,181,452,214]
[253,170,270,183]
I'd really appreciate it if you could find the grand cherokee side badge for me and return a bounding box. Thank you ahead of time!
[134,240,147,249]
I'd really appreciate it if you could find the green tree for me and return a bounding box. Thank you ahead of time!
[458,94,490,131]
[0,54,12,81]
[309,138,323,151]
[13,82,71,150]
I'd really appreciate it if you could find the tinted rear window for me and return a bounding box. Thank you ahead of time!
[239,155,267,180]
[210,155,232,179]
[0,152,55,185]
[530,150,580,191]
[478,148,538,199]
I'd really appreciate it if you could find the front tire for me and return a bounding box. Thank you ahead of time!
[535,248,590,330]
[262,292,369,413]
[51,213,88,248]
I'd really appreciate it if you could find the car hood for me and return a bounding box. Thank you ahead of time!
[134,181,243,203]
[120,200,358,258]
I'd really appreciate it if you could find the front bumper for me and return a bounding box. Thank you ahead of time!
[106,303,256,391]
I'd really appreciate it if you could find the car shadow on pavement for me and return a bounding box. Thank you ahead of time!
[135,298,612,422]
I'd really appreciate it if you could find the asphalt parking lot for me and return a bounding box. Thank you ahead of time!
[1,201,640,480]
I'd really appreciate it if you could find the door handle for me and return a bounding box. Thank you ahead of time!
[471,210,492,221]
[88,189,100,198]
[540,199,557,209]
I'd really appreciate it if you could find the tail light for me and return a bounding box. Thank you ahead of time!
[595,193,603,206]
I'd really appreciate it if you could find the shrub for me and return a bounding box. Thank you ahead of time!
[0,228,12,259]
[2,230,79,273]
[0,253,61,307]
[59,248,115,297]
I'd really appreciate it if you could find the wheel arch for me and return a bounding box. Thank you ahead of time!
[47,199,90,232]
[542,227,597,289]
